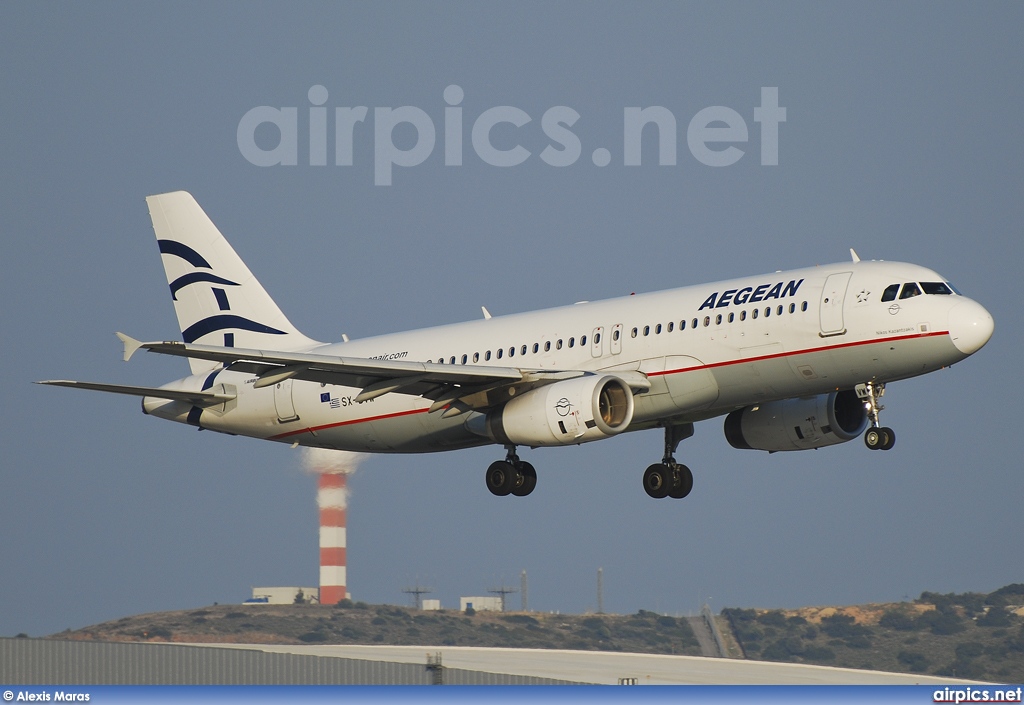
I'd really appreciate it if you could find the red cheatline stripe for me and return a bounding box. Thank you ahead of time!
[649,330,950,377]
[320,507,346,526]
[269,331,950,438]
[269,406,429,440]
[320,547,346,565]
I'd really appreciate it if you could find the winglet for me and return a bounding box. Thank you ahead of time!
[481,306,492,320]
[850,248,861,263]
[116,332,144,362]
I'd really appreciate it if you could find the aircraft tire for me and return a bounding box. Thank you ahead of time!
[486,461,517,496]
[643,463,671,499]
[880,427,896,451]
[864,427,884,450]
[511,462,537,497]
[668,464,693,499]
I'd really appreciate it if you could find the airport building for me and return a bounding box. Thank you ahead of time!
[0,638,974,685]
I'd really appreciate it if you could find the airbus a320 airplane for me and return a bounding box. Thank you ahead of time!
[40,192,994,499]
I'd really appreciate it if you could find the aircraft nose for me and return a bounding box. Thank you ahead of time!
[948,299,994,355]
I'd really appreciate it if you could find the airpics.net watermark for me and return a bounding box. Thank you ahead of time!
[237,85,786,186]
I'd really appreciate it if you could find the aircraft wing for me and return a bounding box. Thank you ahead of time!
[36,380,234,407]
[116,333,650,416]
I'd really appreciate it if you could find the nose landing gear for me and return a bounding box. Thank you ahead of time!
[857,381,896,451]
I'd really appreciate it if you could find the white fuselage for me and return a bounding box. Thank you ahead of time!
[144,259,991,453]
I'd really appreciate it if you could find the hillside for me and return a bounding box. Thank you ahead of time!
[53,602,705,656]
[50,584,1024,681]
[723,584,1024,681]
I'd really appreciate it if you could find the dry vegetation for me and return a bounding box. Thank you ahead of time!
[50,584,1024,681]
[54,602,701,656]
[723,584,1024,681]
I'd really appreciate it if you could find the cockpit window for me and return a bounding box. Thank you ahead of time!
[899,282,922,299]
[881,284,900,302]
[921,282,953,295]
[946,281,962,295]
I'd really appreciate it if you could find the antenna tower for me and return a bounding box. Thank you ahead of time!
[401,581,433,610]
[487,583,520,612]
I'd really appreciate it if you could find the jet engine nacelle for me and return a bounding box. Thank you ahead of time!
[468,375,635,447]
[724,389,868,452]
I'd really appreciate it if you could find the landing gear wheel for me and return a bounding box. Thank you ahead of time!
[879,426,896,451]
[643,463,672,499]
[667,464,693,499]
[511,462,537,497]
[858,382,897,451]
[486,461,517,496]
[864,427,884,450]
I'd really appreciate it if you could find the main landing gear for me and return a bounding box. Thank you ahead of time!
[485,445,537,497]
[643,423,695,499]
[857,381,896,451]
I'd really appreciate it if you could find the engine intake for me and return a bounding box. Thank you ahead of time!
[468,375,634,447]
[724,389,868,452]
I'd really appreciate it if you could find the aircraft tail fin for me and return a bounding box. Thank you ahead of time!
[146,191,322,374]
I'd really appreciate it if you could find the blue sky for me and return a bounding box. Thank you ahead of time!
[2,2,1022,637]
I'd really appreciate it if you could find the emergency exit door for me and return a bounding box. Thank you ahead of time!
[819,272,852,337]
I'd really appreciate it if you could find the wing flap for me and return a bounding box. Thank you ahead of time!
[111,334,643,413]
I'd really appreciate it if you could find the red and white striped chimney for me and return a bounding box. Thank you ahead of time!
[317,473,347,604]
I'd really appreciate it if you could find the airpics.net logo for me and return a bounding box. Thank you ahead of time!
[237,85,786,186]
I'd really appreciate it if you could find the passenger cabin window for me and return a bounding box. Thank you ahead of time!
[497,349,503,359]
[900,283,922,299]
[521,345,528,355]
[485,351,491,361]
[544,341,552,351]
[881,284,900,302]
[568,338,575,348]
[533,343,540,353]
[922,282,954,295]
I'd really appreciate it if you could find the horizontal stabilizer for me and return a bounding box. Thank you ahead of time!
[36,380,234,407]
[116,332,144,362]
